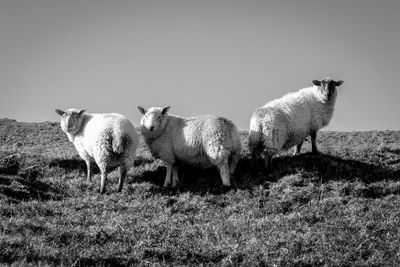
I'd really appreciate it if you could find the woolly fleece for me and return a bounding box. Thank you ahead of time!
[56,108,139,193]
[138,106,241,187]
[249,79,342,166]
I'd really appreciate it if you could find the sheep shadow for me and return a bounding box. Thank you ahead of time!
[48,158,100,174]
[269,152,400,183]
[48,156,154,174]
[130,160,242,195]
[68,257,138,267]
[0,175,64,203]
[130,152,400,195]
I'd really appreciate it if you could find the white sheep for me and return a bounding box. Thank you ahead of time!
[248,77,343,169]
[137,106,242,188]
[55,108,139,193]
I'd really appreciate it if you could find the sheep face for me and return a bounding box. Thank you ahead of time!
[55,108,86,135]
[137,106,170,138]
[312,78,344,101]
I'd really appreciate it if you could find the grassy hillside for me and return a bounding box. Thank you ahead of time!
[1,118,400,266]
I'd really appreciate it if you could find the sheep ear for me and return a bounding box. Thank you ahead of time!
[137,106,147,115]
[336,80,344,87]
[162,106,171,115]
[78,109,86,116]
[312,80,321,86]
[55,109,65,116]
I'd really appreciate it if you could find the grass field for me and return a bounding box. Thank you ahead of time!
[1,118,400,266]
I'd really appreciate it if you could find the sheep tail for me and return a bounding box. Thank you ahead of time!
[114,133,131,155]
[105,129,130,156]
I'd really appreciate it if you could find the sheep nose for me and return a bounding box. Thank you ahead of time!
[149,126,154,132]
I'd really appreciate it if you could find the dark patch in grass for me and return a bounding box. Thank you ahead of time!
[19,165,44,181]
[133,156,154,167]
[387,159,400,165]
[379,147,400,155]
[0,154,45,182]
[353,183,400,199]
[275,200,294,214]
[271,152,400,184]
[24,223,47,234]
[0,155,19,175]
[166,198,177,207]
[0,242,25,264]
[183,251,226,265]
[71,257,138,267]
[230,252,245,265]
[142,249,227,265]
[25,255,62,266]
[0,175,64,202]
[0,207,16,217]
[0,241,62,266]
[93,230,113,245]
[2,222,48,235]
[205,197,229,208]
[46,230,86,247]
[143,249,173,263]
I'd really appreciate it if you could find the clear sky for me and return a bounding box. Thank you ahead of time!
[1,0,399,131]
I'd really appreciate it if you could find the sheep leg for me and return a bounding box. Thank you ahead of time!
[218,163,231,187]
[310,131,318,154]
[118,164,127,192]
[163,164,172,188]
[264,153,272,172]
[294,142,303,155]
[250,151,258,170]
[99,165,107,194]
[85,160,92,182]
[229,152,240,175]
[250,146,262,173]
[171,165,179,188]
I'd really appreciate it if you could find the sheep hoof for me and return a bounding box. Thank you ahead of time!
[172,180,179,188]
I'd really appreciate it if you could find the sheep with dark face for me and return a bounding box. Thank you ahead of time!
[248,78,343,170]
[55,108,139,193]
[137,106,242,188]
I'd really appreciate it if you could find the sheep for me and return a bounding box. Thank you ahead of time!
[248,77,343,170]
[55,108,139,193]
[137,106,242,188]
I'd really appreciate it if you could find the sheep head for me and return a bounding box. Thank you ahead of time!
[137,106,170,138]
[55,108,86,135]
[312,78,343,101]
